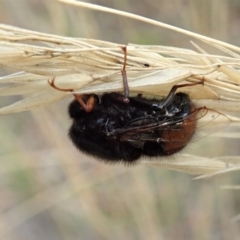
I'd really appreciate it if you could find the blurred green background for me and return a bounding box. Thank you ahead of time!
[0,0,240,239]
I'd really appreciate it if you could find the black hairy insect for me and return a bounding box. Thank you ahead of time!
[49,46,203,164]
[68,85,200,164]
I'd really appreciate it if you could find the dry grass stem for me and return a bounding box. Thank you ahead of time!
[0,1,240,176]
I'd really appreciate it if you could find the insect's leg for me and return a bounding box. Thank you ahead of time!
[73,94,95,112]
[158,81,203,108]
[48,77,73,92]
[120,46,130,103]
[48,77,96,112]
[129,81,203,109]
[107,46,130,104]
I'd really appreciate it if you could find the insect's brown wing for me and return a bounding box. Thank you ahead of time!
[111,107,231,152]
[109,115,192,150]
[192,107,233,140]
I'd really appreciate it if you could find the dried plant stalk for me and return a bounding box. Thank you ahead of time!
[0,23,240,113]
[0,0,240,176]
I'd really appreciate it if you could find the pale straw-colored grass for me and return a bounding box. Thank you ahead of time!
[0,0,240,177]
[0,1,240,239]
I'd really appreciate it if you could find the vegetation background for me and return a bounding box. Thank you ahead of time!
[0,0,240,239]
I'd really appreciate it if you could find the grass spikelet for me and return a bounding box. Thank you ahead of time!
[0,0,240,176]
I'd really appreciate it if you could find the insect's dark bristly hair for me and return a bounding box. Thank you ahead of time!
[67,89,199,163]
[49,46,204,164]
